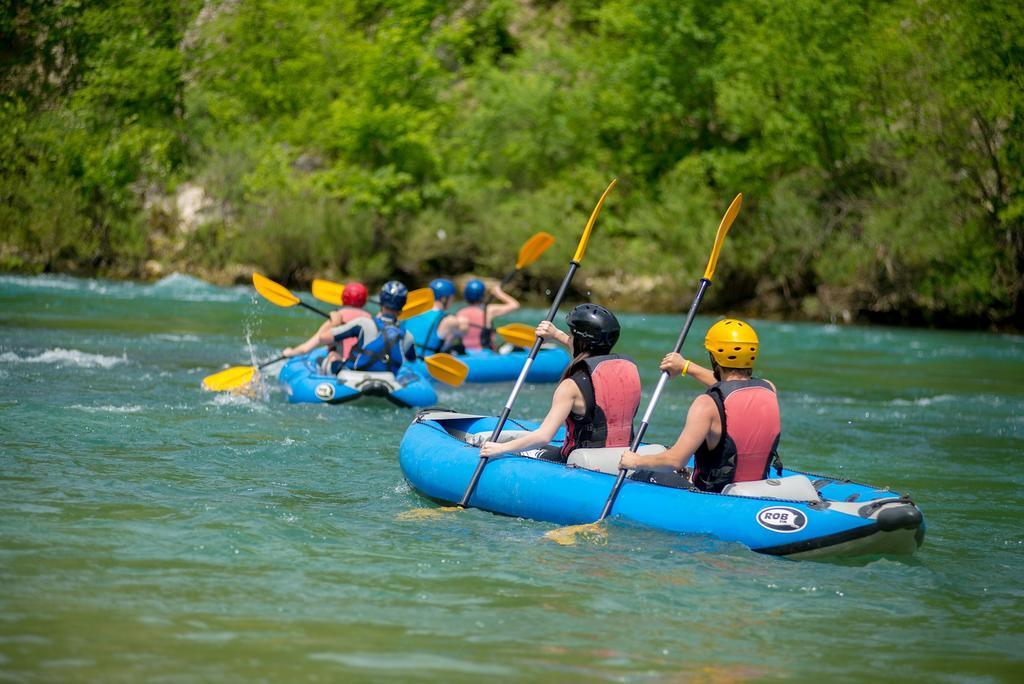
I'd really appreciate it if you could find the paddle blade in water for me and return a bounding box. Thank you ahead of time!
[572,179,617,263]
[544,522,608,546]
[202,366,256,392]
[399,288,435,320]
[516,232,556,269]
[702,193,742,282]
[311,278,345,306]
[496,323,537,348]
[396,505,461,521]
[252,272,300,308]
[424,353,469,386]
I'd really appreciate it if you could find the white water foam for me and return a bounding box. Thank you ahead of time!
[151,333,202,343]
[0,348,127,369]
[889,394,957,407]
[0,272,249,303]
[70,404,143,414]
[147,273,248,303]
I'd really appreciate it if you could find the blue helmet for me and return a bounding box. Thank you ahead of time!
[429,278,456,300]
[463,279,486,303]
[379,280,408,311]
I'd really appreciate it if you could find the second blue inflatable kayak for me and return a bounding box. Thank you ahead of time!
[412,346,571,384]
[278,349,437,407]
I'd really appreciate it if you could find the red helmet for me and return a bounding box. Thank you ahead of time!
[342,282,368,307]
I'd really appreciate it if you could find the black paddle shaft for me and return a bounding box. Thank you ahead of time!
[598,277,711,521]
[301,301,331,319]
[458,261,580,508]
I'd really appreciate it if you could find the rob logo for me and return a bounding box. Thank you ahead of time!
[756,507,808,533]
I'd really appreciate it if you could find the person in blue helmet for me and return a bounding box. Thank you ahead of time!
[317,281,417,374]
[403,278,467,354]
[456,279,520,352]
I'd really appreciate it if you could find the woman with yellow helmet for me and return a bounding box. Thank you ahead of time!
[619,318,782,492]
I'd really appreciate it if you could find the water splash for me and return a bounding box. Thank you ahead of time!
[0,348,127,369]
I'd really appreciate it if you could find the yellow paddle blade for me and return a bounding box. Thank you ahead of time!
[252,272,300,308]
[202,365,256,392]
[516,231,556,270]
[702,193,743,282]
[396,505,461,521]
[311,278,345,306]
[572,178,618,263]
[544,522,609,546]
[496,322,537,348]
[424,352,469,386]
[399,287,435,320]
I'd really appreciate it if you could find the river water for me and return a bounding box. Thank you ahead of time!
[1,273,1021,682]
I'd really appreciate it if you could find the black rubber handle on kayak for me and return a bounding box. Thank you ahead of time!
[457,261,580,508]
[597,277,711,521]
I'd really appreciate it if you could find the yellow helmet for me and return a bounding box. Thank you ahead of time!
[704,319,759,368]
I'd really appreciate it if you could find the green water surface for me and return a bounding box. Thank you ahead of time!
[1,273,1022,682]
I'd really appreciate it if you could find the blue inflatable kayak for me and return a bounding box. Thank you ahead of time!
[399,411,926,559]
[412,346,571,384]
[278,349,437,407]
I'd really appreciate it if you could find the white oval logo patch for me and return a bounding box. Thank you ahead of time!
[756,507,807,533]
[314,383,335,401]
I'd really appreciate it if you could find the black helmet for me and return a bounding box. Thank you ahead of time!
[378,280,408,310]
[566,304,620,354]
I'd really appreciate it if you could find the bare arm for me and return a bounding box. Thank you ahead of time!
[660,353,716,388]
[437,314,467,339]
[485,285,520,320]
[285,312,343,357]
[479,380,580,457]
[535,321,571,350]
[619,395,716,471]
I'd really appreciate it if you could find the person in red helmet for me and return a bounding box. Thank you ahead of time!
[282,282,372,367]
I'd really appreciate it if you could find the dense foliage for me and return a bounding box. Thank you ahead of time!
[2,0,1022,327]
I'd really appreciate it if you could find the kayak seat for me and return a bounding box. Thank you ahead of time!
[721,475,821,502]
[567,445,666,476]
[336,369,400,389]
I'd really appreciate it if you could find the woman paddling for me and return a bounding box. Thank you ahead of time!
[479,304,641,462]
[282,282,371,372]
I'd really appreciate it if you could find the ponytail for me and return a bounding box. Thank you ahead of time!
[560,351,592,382]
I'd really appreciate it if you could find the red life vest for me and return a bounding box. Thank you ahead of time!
[337,307,371,359]
[560,355,641,458]
[693,379,782,492]
[456,305,489,351]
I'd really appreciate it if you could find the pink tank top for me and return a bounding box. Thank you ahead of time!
[457,305,486,351]
[339,308,371,358]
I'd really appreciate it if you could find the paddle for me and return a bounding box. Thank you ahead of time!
[310,279,434,321]
[493,323,538,349]
[252,273,469,386]
[455,179,618,509]
[481,231,557,340]
[545,193,743,545]
[202,354,286,392]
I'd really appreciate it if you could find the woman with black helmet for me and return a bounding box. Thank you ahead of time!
[479,304,641,462]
